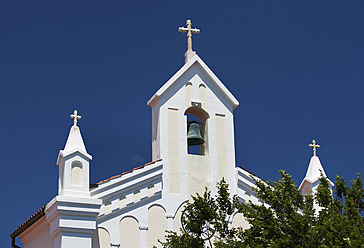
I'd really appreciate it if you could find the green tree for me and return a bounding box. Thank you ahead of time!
[314,174,364,247]
[159,172,364,248]
[237,171,317,247]
[159,178,242,248]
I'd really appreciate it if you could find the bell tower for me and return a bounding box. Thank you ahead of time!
[147,20,239,197]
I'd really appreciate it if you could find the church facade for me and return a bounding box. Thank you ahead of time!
[10,20,330,248]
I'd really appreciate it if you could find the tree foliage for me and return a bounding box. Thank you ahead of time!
[159,171,364,248]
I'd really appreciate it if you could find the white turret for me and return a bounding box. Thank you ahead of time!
[299,140,334,209]
[56,110,92,197]
[45,110,101,248]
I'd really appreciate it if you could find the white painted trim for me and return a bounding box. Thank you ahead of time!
[57,149,92,165]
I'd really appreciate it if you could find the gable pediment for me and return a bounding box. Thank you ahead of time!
[147,55,239,110]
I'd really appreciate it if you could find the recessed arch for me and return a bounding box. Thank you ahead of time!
[119,216,140,248]
[119,195,126,208]
[92,227,111,248]
[172,200,189,218]
[119,215,139,224]
[104,201,112,214]
[173,200,188,234]
[134,189,141,202]
[96,227,110,235]
[147,203,167,212]
[185,107,210,155]
[147,205,167,247]
[184,106,210,123]
[148,184,155,196]
[71,161,83,186]
[231,212,250,230]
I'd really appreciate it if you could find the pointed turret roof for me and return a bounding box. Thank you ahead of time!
[57,110,92,165]
[299,140,334,190]
[304,156,327,182]
[63,125,88,153]
[299,155,334,191]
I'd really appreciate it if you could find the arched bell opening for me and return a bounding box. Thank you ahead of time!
[184,107,209,155]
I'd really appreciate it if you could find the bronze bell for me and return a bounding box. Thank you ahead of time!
[187,122,205,146]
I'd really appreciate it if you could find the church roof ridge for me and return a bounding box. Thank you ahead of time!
[96,159,162,185]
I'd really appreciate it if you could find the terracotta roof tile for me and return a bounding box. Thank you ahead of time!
[97,159,162,185]
[11,205,46,238]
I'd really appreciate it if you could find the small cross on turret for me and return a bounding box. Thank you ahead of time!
[70,110,81,127]
[308,139,320,156]
[179,20,200,63]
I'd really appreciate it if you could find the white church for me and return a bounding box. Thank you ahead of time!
[10,20,332,248]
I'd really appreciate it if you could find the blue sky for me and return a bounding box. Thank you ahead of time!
[1,0,364,246]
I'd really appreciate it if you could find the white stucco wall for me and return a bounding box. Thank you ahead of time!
[188,154,210,196]
[21,222,53,248]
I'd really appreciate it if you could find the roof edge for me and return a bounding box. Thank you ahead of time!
[57,148,92,165]
[96,159,162,185]
[299,176,334,190]
[10,205,46,239]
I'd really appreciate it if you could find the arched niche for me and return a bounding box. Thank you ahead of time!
[198,83,207,109]
[119,195,126,208]
[71,161,83,186]
[147,205,167,247]
[104,201,112,214]
[92,227,111,248]
[148,184,155,196]
[231,212,250,230]
[134,189,141,202]
[184,107,210,155]
[120,216,140,248]
[173,201,188,234]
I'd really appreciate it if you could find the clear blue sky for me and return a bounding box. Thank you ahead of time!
[1,0,364,246]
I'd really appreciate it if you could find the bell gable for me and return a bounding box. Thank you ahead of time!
[147,55,239,110]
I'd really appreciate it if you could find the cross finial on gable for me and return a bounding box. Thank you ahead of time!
[179,20,200,63]
[179,20,200,52]
[308,139,320,156]
[70,110,81,127]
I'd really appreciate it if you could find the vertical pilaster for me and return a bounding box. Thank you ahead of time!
[167,215,174,230]
[139,226,148,248]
